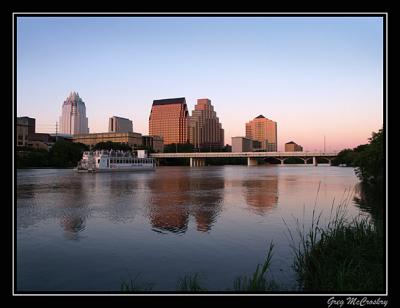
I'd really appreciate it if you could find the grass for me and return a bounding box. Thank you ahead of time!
[176,273,207,292]
[299,217,383,292]
[120,274,154,292]
[233,242,279,292]
[120,243,278,292]
[284,185,384,292]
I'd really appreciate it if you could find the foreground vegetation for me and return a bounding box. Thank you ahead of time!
[121,243,278,292]
[290,126,385,292]
[286,201,384,292]
[120,199,383,293]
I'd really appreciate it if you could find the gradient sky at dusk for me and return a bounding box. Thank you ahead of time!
[16,16,383,151]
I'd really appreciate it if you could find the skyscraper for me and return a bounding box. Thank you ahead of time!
[188,98,224,149]
[245,115,277,151]
[108,116,133,133]
[59,92,89,135]
[149,97,188,145]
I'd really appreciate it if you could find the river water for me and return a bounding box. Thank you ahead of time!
[16,165,365,292]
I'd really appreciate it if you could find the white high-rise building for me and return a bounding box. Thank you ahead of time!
[59,92,89,135]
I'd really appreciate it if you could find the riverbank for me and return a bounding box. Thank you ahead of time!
[293,216,384,292]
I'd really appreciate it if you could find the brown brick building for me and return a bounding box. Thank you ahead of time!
[149,97,188,145]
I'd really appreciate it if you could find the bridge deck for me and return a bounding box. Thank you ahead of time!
[150,152,337,158]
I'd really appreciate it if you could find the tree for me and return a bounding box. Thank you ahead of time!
[16,148,50,168]
[331,149,358,166]
[331,127,384,183]
[354,128,384,185]
[49,140,88,167]
[164,143,195,153]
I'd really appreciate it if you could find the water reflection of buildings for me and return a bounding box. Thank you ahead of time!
[189,175,224,232]
[60,210,87,240]
[146,171,224,234]
[58,175,92,240]
[193,203,221,232]
[242,176,278,215]
[17,173,91,238]
[146,174,190,234]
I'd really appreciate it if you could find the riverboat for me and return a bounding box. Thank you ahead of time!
[74,150,155,172]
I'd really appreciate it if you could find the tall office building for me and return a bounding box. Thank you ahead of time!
[149,97,188,145]
[59,92,89,135]
[245,115,277,151]
[108,116,133,133]
[188,98,224,149]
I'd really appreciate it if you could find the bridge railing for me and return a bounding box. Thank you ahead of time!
[149,152,338,158]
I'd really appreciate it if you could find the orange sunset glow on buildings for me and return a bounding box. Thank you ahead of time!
[149,97,189,145]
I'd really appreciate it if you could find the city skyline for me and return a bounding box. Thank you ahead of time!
[16,16,383,151]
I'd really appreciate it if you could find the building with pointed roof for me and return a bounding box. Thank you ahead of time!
[59,92,89,135]
[245,114,277,151]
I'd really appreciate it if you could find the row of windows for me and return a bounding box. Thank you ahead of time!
[107,158,153,164]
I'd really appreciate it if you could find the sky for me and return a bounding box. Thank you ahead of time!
[16,16,384,151]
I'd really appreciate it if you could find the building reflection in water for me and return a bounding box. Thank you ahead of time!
[58,175,91,240]
[146,174,190,234]
[145,170,224,234]
[188,175,224,232]
[60,211,87,240]
[242,176,278,215]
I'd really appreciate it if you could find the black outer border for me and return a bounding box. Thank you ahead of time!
[12,11,389,304]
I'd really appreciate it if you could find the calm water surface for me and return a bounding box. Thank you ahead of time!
[16,165,365,292]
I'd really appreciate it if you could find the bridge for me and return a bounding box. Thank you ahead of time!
[149,151,338,167]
